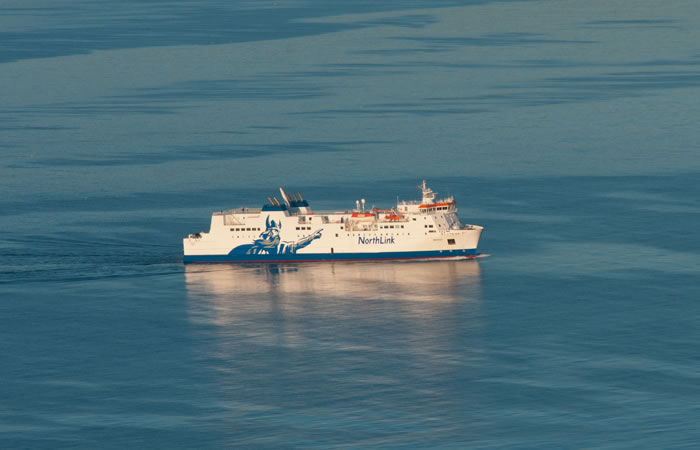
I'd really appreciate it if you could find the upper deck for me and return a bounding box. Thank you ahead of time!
[217,180,456,219]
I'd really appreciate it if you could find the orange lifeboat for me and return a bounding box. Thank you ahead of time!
[385,214,404,221]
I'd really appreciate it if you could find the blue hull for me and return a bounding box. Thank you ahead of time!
[184,248,479,263]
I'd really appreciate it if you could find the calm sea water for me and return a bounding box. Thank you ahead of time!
[2,0,700,447]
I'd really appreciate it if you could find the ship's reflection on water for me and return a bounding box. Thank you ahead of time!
[185,260,483,346]
[185,259,482,304]
[184,261,484,440]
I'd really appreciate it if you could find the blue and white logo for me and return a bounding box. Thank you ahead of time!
[229,216,322,255]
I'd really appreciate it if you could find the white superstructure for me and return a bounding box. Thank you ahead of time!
[183,180,483,263]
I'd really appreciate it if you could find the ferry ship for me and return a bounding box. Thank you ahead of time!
[183,180,483,263]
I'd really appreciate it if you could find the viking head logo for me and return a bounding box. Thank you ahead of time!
[254,215,281,250]
[265,216,281,231]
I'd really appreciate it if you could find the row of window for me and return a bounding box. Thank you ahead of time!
[230,224,436,232]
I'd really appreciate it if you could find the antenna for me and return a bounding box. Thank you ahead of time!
[297,192,304,202]
[273,196,281,207]
[268,197,274,205]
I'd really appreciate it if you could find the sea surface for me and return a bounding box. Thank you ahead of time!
[2,0,700,447]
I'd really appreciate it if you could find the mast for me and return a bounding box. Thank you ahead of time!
[420,180,436,204]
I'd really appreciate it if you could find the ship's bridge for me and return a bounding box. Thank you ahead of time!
[397,199,456,214]
[396,180,456,214]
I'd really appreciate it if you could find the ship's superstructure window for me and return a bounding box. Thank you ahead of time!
[448,239,456,245]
